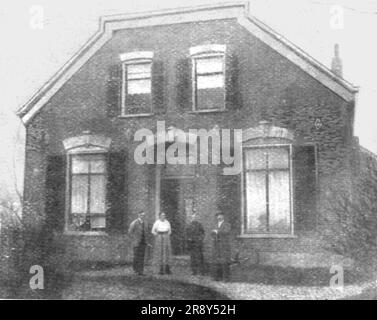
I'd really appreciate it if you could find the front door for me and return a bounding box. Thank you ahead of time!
[160,178,194,255]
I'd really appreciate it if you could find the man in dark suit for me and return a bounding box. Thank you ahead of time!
[186,213,205,275]
[128,211,150,275]
[211,213,231,281]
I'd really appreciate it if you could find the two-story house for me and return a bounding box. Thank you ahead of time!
[17,2,359,267]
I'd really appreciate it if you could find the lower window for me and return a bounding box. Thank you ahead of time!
[243,146,292,235]
[68,154,107,232]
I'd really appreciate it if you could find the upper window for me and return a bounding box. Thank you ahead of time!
[243,145,292,236]
[120,51,153,115]
[126,62,151,94]
[190,45,226,111]
[195,56,224,89]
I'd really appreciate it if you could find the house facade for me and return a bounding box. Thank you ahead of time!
[18,3,359,266]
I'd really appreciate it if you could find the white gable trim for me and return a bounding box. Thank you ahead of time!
[18,2,357,125]
[237,16,357,102]
[20,30,113,125]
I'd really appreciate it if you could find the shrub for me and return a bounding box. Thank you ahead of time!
[321,166,377,269]
[15,225,73,298]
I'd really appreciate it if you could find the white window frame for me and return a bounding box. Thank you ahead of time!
[120,51,154,116]
[190,45,226,112]
[63,135,111,236]
[240,143,295,238]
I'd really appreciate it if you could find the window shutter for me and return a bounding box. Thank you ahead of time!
[106,151,127,233]
[218,173,241,235]
[152,60,165,114]
[292,145,317,233]
[225,53,241,110]
[106,64,122,118]
[176,58,192,111]
[45,154,66,232]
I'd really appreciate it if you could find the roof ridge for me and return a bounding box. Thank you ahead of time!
[16,1,358,125]
[100,1,248,22]
[244,14,358,92]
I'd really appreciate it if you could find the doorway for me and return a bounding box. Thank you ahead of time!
[160,178,194,255]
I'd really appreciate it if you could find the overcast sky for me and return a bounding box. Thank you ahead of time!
[0,0,376,196]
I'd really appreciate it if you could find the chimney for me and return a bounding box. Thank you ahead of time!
[331,43,343,77]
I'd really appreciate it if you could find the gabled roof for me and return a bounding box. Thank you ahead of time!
[17,1,358,125]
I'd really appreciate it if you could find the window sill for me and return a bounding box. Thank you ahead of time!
[119,113,154,118]
[64,231,108,236]
[188,109,227,114]
[237,234,297,239]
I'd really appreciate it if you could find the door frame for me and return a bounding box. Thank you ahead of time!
[155,165,196,255]
[154,164,195,219]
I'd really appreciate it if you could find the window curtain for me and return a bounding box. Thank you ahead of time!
[69,154,107,231]
[246,171,267,233]
[71,175,88,214]
[244,146,291,235]
[90,175,106,228]
[268,170,290,234]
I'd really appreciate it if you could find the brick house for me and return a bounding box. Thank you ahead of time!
[17,2,360,267]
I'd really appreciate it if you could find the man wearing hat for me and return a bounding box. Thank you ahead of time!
[186,212,205,275]
[211,213,231,281]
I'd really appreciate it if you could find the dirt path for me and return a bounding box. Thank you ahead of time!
[63,274,229,300]
[60,264,370,300]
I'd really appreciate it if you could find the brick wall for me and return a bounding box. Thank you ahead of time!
[22,19,355,263]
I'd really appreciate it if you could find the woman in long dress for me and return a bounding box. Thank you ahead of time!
[151,212,172,275]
